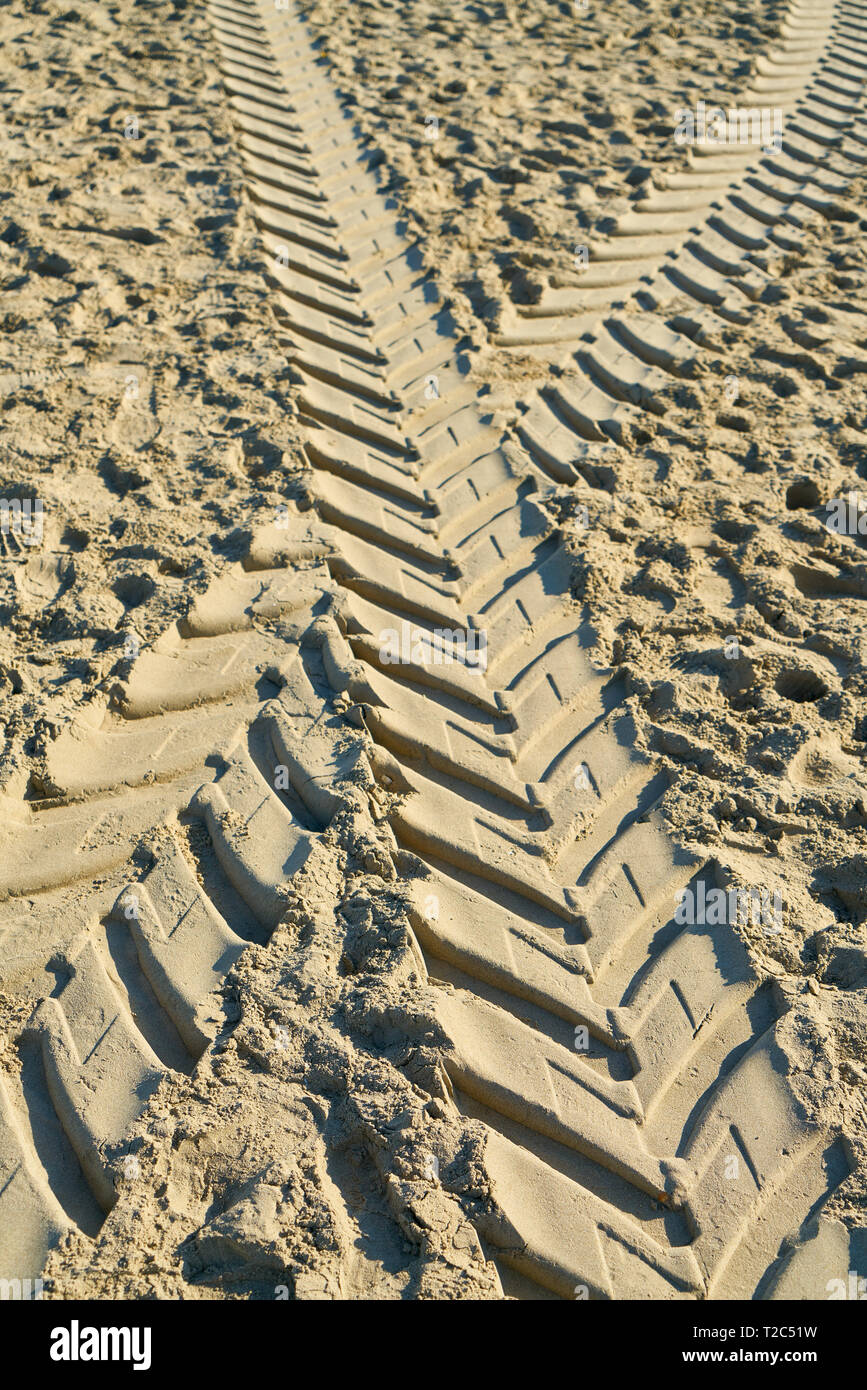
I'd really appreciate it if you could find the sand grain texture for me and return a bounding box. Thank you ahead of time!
[0,0,866,1301]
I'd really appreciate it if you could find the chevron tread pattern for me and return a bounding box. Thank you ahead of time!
[0,0,857,1301]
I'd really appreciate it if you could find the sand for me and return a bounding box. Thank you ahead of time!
[0,0,866,1301]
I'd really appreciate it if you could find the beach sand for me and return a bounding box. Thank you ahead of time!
[0,0,866,1301]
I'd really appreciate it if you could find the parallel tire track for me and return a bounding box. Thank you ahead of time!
[510,0,867,483]
[499,0,864,345]
[203,0,854,1300]
[0,0,858,1300]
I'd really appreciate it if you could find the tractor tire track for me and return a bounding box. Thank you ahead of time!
[0,0,858,1301]
[204,0,855,1300]
[510,0,867,485]
[497,0,865,348]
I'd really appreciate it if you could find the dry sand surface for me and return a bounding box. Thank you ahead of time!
[0,0,866,1302]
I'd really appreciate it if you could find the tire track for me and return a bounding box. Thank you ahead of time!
[497,0,864,350]
[204,0,854,1300]
[511,0,867,485]
[0,600,402,1282]
[0,0,856,1300]
[0,553,367,1281]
